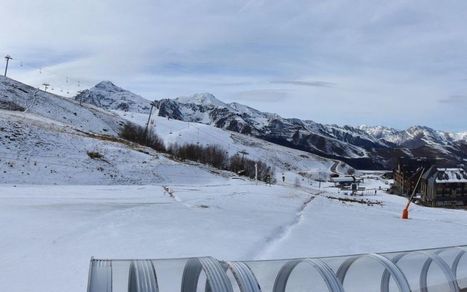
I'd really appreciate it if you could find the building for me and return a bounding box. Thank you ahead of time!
[420,167,467,207]
[393,157,432,196]
[330,175,363,187]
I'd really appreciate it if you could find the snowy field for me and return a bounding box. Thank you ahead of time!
[1,178,467,292]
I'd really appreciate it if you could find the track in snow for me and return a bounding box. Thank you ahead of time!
[251,192,319,259]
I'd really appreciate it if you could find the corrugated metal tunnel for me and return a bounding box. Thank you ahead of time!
[87,245,467,292]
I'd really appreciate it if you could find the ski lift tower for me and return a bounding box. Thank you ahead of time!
[4,55,13,77]
[42,83,50,92]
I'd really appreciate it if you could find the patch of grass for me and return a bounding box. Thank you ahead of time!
[87,151,103,160]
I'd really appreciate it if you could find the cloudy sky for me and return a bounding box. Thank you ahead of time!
[1,0,466,131]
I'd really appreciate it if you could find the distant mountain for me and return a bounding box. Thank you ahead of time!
[76,81,467,169]
[0,76,346,184]
[0,76,124,135]
[75,81,151,113]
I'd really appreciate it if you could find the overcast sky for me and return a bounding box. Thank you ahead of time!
[1,0,466,132]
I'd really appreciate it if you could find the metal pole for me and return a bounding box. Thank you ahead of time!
[402,167,424,219]
[144,104,154,141]
[255,162,258,183]
[144,101,157,144]
[4,55,12,77]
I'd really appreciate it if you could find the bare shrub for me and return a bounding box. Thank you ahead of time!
[119,122,165,152]
[168,143,228,169]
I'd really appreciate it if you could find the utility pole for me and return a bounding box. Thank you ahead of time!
[144,100,158,143]
[255,162,258,184]
[4,55,12,77]
[42,83,50,92]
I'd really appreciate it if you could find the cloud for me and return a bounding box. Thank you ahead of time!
[439,95,467,104]
[0,0,466,130]
[234,89,287,102]
[270,80,336,87]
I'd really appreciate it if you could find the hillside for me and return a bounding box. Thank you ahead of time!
[0,109,226,184]
[117,111,346,182]
[0,76,343,184]
[75,81,151,113]
[156,94,467,169]
[75,81,466,169]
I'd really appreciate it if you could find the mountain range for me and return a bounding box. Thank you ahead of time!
[75,81,467,169]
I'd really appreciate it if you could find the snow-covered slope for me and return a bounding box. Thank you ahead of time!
[71,80,466,170]
[154,94,466,169]
[0,76,343,184]
[0,109,225,184]
[0,76,124,135]
[359,124,466,146]
[117,111,346,181]
[3,178,467,292]
[75,81,151,113]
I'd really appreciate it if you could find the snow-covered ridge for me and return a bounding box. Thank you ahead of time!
[0,76,124,135]
[175,93,228,108]
[75,81,151,113]
[73,80,466,169]
[0,76,346,184]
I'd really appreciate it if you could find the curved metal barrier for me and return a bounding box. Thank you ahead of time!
[87,245,467,292]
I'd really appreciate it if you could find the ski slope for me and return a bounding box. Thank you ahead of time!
[0,109,226,185]
[1,178,467,292]
[116,111,346,181]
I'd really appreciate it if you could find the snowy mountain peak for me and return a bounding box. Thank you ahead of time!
[175,93,227,108]
[94,80,124,92]
[75,81,150,113]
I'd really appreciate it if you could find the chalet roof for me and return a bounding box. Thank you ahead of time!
[434,168,467,183]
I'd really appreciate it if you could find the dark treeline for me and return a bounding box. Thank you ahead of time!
[120,122,275,183]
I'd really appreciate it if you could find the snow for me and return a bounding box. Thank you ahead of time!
[175,93,228,108]
[1,178,467,292]
[115,110,340,181]
[435,168,467,183]
[75,81,151,113]
[0,76,124,135]
[0,109,225,185]
[1,76,467,292]
[450,131,467,142]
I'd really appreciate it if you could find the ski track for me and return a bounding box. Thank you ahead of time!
[251,192,320,259]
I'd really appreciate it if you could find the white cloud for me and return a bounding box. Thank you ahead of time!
[0,0,466,131]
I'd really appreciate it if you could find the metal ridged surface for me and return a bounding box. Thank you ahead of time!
[87,259,112,292]
[87,245,467,292]
[380,250,459,292]
[226,261,261,292]
[128,260,159,292]
[181,257,233,292]
[336,253,411,292]
[273,258,344,292]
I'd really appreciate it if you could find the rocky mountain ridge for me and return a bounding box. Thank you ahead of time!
[75,81,467,169]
